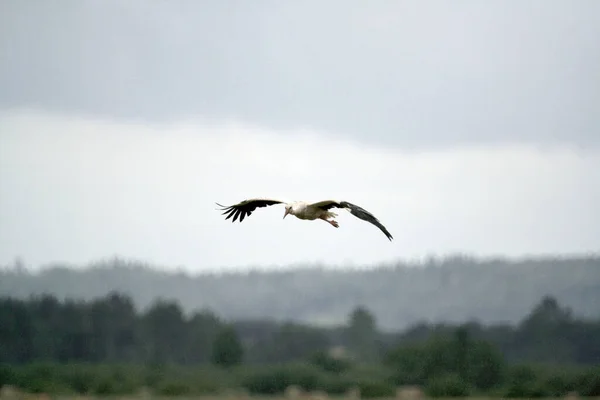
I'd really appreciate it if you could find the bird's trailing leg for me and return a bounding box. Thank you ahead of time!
[320,215,339,228]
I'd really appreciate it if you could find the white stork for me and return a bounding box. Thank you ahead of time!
[216,198,393,241]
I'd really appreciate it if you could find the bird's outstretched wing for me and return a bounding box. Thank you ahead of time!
[216,198,286,223]
[309,200,394,241]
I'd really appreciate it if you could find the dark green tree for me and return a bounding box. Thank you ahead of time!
[515,295,576,363]
[260,322,330,363]
[0,298,34,363]
[142,299,187,364]
[345,306,378,361]
[186,309,222,363]
[454,325,469,381]
[210,325,243,368]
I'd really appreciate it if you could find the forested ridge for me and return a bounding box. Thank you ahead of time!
[1,254,599,330]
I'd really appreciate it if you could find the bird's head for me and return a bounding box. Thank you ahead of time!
[283,205,293,219]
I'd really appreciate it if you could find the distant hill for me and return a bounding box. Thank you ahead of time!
[1,254,599,330]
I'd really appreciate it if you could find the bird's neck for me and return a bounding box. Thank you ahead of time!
[290,202,304,214]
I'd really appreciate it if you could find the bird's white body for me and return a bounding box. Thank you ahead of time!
[287,201,337,221]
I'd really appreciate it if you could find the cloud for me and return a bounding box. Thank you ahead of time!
[1,1,599,149]
[1,108,599,271]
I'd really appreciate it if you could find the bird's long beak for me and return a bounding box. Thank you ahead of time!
[283,209,289,219]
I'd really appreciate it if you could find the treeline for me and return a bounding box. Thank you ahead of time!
[2,254,599,330]
[1,293,600,397]
[2,292,600,366]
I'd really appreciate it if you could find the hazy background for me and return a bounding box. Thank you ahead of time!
[1,0,599,272]
[1,4,600,395]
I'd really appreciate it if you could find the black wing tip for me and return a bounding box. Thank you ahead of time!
[216,201,253,223]
[378,225,393,241]
[215,202,230,210]
[381,225,393,241]
[343,201,393,241]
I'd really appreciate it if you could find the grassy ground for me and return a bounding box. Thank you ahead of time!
[43,396,598,400]
[2,389,598,400]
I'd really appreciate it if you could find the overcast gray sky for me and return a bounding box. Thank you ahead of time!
[1,1,599,272]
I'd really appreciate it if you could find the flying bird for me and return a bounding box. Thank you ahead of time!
[216,198,393,241]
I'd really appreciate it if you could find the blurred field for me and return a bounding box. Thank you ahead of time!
[1,394,597,400]
[2,360,599,400]
[46,397,596,400]
[1,384,597,400]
